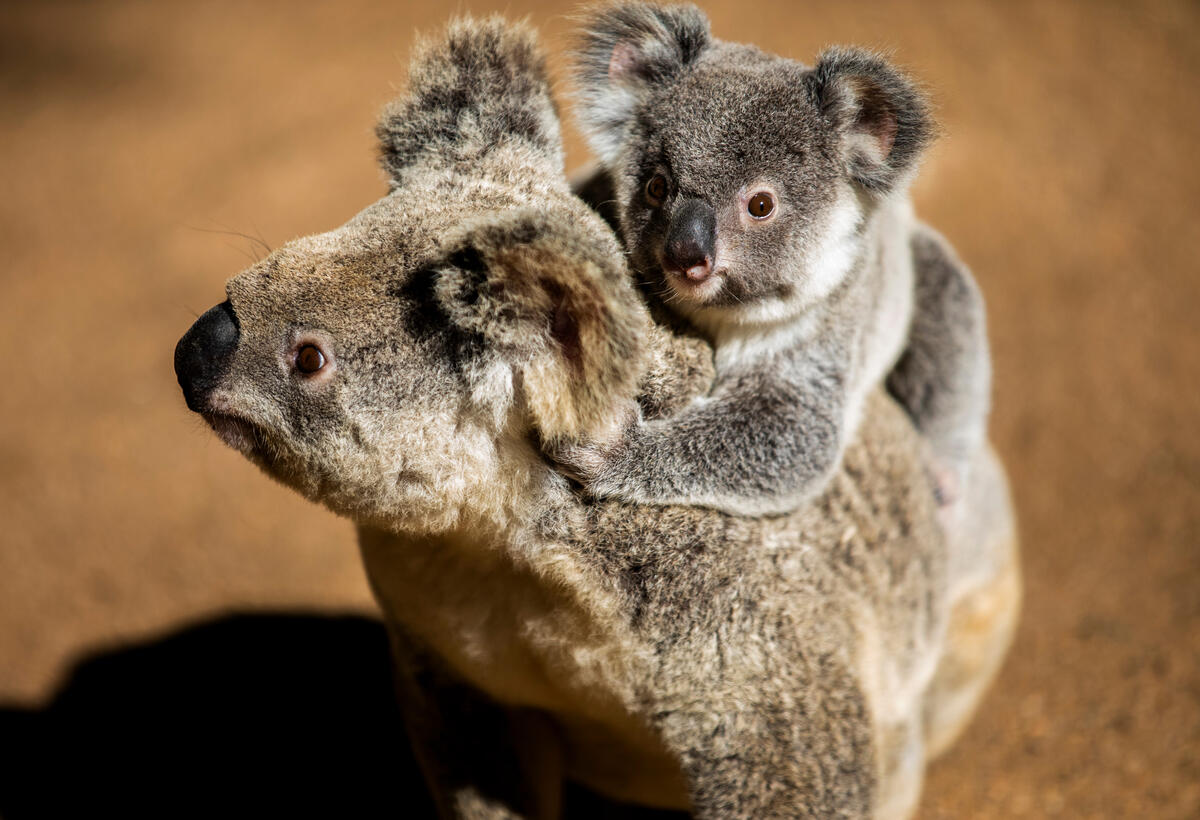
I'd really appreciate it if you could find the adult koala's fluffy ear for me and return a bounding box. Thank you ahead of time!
[805,48,935,192]
[434,209,650,443]
[574,2,711,164]
[377,16,563,183]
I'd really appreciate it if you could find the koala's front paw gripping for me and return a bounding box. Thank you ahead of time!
[546,400,643,499]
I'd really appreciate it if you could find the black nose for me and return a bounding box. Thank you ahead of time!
[663,198,716,281]
[175,300,239,412]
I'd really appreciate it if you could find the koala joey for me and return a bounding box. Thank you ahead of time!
[566,2,991,518]
[175,15,1018,820]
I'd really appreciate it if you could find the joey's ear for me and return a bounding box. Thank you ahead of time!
[574,2,711,163]
[377,16,562,184]
[435,209,650,442]
[805,48,934,192]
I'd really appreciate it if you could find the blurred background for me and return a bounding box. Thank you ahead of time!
[0,1,1197,816]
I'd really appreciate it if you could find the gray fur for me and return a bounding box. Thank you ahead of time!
[378,17,564,182]
[175,15,1018,819]
[567,2,988,518]
[886,225,991,507]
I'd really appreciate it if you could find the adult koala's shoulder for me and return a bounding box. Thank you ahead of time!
[174,14,1019,820]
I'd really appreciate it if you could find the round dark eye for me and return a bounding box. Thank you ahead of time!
[748,192,775,219]
[645,174,668,206]
[295,344,326,374]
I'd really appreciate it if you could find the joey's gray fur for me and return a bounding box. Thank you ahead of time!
[174,16,1018,819]
[568,2,992,517]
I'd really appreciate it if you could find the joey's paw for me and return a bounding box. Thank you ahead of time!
[550,440,619,488]
[546,402,640,496]
[937,459,970,507]
[925,458,962,508]
[929,468,956,508]
[916,440,964,510]
[924,455,970,534]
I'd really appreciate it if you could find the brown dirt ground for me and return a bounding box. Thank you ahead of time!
[1,1,1197,816]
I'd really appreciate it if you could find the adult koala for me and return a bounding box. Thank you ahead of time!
[174,16,1018,820]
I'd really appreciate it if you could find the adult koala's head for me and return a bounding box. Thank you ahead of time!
[175,18,649,534]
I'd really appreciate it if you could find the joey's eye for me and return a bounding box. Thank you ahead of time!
[748,192,775,219]
[295,344,326,374]
[645,174,668,206]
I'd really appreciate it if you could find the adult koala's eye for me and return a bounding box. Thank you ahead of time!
[645,174,668,206]
[748,192,775,219]
[295,344,326,374]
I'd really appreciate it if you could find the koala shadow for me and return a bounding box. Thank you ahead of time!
[0,613,432,818]
[0,613,688,820]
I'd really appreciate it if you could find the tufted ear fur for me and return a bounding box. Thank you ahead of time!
[377,16,563,184]
[574,2,712,164]
[805,48,934,192]
[434,209,650,443]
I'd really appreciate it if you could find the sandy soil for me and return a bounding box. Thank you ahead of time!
[0,1,1197,816]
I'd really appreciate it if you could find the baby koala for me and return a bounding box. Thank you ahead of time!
[562,2,990,517]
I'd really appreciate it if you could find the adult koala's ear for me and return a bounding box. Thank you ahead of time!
[434,209,650,443]
[805,48,935,192]
[377,16,563,183]
[574,2,712,164]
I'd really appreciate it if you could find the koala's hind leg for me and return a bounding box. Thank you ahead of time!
[388,630,565,820]
[922,446,1020,758]
[652,698,876,819]
[886,224,991,514]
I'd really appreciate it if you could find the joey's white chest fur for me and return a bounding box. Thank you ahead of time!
[700,194,918,446]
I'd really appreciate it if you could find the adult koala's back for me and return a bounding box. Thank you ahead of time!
[174,16,1018,820]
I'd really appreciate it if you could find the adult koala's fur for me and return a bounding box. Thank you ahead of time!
[174,16,1019,820]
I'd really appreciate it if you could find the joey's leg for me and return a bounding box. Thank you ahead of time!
[922,446,1020,758]
[886,224,991,511]
[389,631,564,820]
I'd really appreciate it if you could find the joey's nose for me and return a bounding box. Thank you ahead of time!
[175,300,239,412]
[682,261,712,282]
[663,198,716,283]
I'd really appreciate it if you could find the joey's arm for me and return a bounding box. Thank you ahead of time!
[886,224,991,488]
[558,353,848,516]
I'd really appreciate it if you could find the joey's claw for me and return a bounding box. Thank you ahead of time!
[551,441,615,487]
[547,401,640,493]
[927,460,962,509]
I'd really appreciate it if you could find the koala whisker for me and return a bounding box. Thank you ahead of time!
[249,223,273,255]
[186,223,274,261]
[227,241,262,266]
[655,289,682,308]
[650,282,683,307]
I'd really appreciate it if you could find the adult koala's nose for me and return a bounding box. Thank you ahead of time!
[175,300,239,412]
[663,198,716,283]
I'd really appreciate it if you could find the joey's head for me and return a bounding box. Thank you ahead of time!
[174,18,648,534]
[575,3,933,329]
